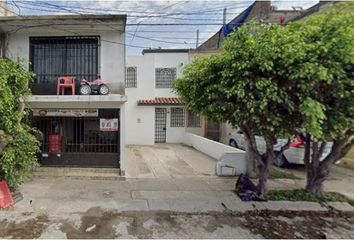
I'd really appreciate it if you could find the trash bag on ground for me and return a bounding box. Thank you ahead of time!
[235,174,266,201]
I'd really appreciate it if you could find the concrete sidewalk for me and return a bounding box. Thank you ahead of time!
[1,177,354,239]
[5,177,354,216]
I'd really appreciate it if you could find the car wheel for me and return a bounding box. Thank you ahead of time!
[274,152,288,168]
[79,84,91,95]
[98,84,109,95]
[229,139,238,148]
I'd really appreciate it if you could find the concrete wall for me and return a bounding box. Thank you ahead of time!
[126,52,200,145]
[183,133,247,175]
[183,132,243,160]
[5,29,125,95]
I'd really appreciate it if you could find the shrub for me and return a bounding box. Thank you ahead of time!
[0,59,39,190]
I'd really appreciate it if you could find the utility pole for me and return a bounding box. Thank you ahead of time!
[196,29,199,48]
[223,7,227,25]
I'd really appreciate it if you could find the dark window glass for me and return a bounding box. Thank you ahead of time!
[30,36,99,84]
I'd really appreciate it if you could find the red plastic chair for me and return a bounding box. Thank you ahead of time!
[57,76,76,95]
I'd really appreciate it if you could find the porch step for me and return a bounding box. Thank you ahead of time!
[33,167,123,180]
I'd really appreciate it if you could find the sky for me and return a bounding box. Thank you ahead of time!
[5,0,319,55]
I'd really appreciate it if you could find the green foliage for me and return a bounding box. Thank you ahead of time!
[288,3,354,141]
[175,22,302,141]
[0,59,39,190]
[268,168,300,180]
[175,2,354,194]
[267,189,354,206]
[300,98,326,140]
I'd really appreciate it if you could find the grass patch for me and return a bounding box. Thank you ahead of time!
[268,168,300,180]
[267,189,354,206]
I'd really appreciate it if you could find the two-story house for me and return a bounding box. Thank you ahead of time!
[0,15,127,172]
[125,49,206,145]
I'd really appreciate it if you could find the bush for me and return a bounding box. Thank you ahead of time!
[0,59,39,190]
[267,189,354,206]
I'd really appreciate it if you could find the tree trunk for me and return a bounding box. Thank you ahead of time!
[306,166,329,195]
[242,126,260,178]
[257,139,274,197]
[244,136,257,177]
[257,154,270,197]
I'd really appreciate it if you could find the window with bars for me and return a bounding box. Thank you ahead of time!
[30,36,99,84]
[187,110,202,128]
[155,68,177,88]
[125,66,137,88]
[170,108,185,127]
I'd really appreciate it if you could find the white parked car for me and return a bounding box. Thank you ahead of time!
[228,130,332,167]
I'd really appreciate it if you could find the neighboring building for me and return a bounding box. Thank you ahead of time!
[198,1,303,50]
[125,49,206,145]
[0,15,127,172]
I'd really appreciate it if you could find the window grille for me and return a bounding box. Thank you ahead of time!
[155,68,176,88]
[170,108,185,127]
[125,66,137,88]
[30,36,99,84]
[187,110,201,128]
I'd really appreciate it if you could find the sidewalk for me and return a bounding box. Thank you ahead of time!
[1,177,354,239]
[4,177,354,216]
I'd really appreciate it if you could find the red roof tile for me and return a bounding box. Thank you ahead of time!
[137,97,183,105]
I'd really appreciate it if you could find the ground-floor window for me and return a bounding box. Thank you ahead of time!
[170,107,185,127]
[187,110,201,128]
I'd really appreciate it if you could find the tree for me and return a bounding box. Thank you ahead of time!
[175,3,354,197]
[0,59,40,190]
[287,3,354,195]
[175,23,303,196]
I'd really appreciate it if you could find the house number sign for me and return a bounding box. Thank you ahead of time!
[100,118,119,131]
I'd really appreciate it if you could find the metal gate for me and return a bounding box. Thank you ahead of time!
[33,116,119,168]
[155,108,167,143]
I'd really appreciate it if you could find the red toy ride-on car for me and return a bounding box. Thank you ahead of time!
[79,75,109,95]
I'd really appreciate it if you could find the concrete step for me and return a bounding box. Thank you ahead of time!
[33,167,123,180]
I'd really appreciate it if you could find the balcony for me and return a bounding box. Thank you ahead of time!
[30,74,97,95]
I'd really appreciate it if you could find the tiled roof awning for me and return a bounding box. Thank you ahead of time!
[137,97,183,106]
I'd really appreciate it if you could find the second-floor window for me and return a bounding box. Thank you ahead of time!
[30,36,99,84]
[155,68,176,88]
[125,67,137,88]
[170,107,185,127]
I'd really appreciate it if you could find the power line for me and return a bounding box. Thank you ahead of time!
[15,1,250,16]
[6,2,238,22]
[129,1,184,44]
[4,1,228,49]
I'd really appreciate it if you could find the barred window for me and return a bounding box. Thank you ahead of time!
[155,68,176,88]
[187,110,201,128]
[125,67,137,88]
[170,108,185,127]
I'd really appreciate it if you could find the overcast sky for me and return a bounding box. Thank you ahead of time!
[6,0,319,55]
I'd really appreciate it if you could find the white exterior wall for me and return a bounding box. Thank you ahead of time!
[126,52,194,145]
[5,30,125,94]
[5,22,127,170]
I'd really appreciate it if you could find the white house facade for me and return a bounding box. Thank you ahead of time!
[125,49,205,145]
[0,15,127,171]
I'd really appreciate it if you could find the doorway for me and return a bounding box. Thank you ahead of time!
[155,108,167,143]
